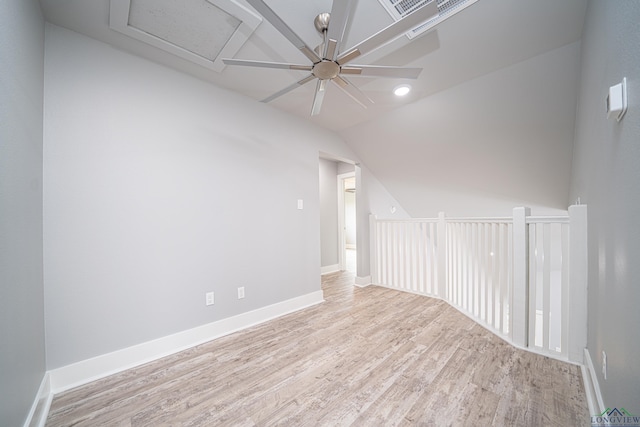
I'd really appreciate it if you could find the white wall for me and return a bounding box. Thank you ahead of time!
[42,25,403,369]
[319,158,339,268]
[0,0,46,424]
[569,0,640,411]
[341,41,582,218]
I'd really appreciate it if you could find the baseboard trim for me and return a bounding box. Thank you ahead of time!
[354,276,372,287]
[23,372,52,427]
[320,264,340,275]
[48,290,324,394]
[583,348,605,416]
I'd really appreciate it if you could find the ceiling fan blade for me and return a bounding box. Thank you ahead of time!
[336,0,438,65]
[223,58,312,71]
[340,65,422,79]
[262,75,316,103]
[245,0,321,64]
[333,76,373,109]
[311,79,328,116]
[325,0,356,60]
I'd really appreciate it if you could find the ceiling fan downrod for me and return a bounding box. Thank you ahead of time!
[311,13,341,81]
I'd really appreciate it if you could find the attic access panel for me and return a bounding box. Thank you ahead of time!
[379,0,479,39]
[110,0,262,72]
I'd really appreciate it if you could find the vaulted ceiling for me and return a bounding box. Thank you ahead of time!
[40,0,586,131]
[39,0,588,216]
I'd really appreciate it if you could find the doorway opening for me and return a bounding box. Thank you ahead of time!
[319,152,358,278]
[338,172,356,273]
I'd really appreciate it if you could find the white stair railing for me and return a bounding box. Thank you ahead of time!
[372,219,440,296]
[369,205,588,363]
[446,218,513,338]
[527,216,570,358]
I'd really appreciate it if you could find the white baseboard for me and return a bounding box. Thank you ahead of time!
[583,348,605,416]
[48,290,324,394]
[23,372,52,427]
[354,275,372,287]
[320,264,340,275]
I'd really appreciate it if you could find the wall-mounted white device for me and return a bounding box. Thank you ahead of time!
[606,77,627,122]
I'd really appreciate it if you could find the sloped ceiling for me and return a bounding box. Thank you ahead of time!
[39,0,588,216]
[342,40,583,217]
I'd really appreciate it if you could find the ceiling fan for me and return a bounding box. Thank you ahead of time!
[223,0,439,116]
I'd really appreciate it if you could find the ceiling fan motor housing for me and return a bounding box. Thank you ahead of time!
[313,60,340,80]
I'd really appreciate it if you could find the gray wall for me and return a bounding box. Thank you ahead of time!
[319,159,339,268]
[569,0,640,411]
[0,0,46,425]
[42,25,404,369]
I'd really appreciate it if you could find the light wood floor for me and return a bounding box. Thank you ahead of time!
[47,271,588,426]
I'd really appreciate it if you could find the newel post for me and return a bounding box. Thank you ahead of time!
[568,204,588,363]
[437,212,447,299]
[512,207,531,348]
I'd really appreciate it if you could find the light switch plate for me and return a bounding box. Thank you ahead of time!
[607,77,627,122]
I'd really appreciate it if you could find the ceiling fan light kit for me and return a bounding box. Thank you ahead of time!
[223,0,440,116]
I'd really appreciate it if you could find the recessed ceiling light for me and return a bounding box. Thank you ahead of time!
[394,84,411,96]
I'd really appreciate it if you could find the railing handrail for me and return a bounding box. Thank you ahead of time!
[372,216,515,223]
[373,218,439,223]
[446,217,513,223]
[526,216,570,224]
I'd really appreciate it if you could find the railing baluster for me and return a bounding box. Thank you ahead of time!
[543,223,551,352]
[497,223,504,333]
[507,223,513,337]
[549,222,563,354]
[412,223,418,293]
[528,223,537,347]
[456,223,461,307]
[391,222,396,289]
[561,222,569,358]
[491,223,496,327]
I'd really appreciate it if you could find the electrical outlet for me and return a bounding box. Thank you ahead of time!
[206,292,214,306]
[238,287,245,299]
[602,351,607,380]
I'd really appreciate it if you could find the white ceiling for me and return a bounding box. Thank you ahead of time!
[39,0,587,132]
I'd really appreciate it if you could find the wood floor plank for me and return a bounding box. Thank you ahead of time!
[46,271,588,426]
